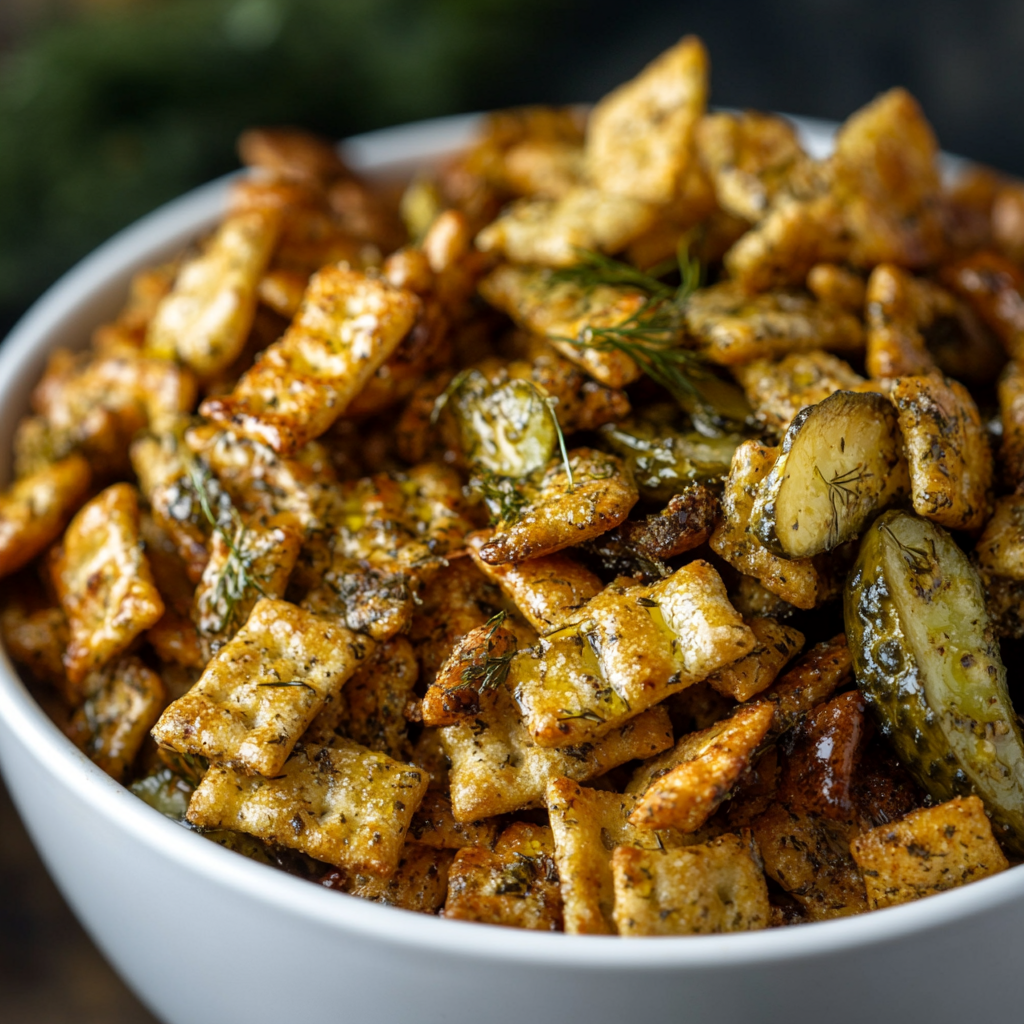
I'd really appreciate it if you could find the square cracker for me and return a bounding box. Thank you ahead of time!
[612,832,770,936]
[187,738,428,877]
[152,599,372,777]
[441,684,672,822]
[850,796,1008,910]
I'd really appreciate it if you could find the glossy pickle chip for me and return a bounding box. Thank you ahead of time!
[845,509,1024,853]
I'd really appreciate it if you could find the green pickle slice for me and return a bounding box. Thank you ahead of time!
[845,509,1024,853]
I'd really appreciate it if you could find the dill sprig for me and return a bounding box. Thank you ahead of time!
[187,461,268,634]
[551,245,709,404]
[459,611,518,693]
[474,473,530,524]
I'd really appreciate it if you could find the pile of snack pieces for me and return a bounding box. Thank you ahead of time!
[5,33,1024,936]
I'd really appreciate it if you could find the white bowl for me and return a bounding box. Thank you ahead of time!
[0,114,1020,1024]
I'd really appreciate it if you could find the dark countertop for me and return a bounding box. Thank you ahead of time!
[0,776,159,1024]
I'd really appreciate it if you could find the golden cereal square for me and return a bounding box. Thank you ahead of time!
[187,739,428,876]
[612,832,770,936]
[850,796,1009,909]
[153,599,372,777]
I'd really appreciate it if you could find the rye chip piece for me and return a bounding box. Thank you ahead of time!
[153,599,372,777]
[188,738,428,877]
[611,832,770,937]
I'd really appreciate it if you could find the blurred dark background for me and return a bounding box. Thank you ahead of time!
[3,0,1024,341]
[1,1,1023,1019]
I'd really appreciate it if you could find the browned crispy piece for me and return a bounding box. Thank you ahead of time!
[734,351,866,435]
[130,431,211,583]
[238,126,350,186]
[192,512,302,661]
[408,790,499,851]
[51,483,165,691]
[0,455,91,580]
[941,250,1024,359]
[421,615,519,727]
[598,484,719,563]
[300,464,473,640]
[1,601,69,694]
[709,440,825,609]
[999,360,1024,491]
[627,703,775,832]
[508,562,754,747]
[586,36,708,205]
[466,532,603,633]
[830,88,946,269]
[546,779,692,935]
[805,264,866,312]
[479,264,645,387]
[850,796,1008,909]
[444,822,563,930]
[750,803,867,920]
[66,656,165,782]
[184,425,338,533]
[696,110,806,222]
[29,349,197,475]
[146,607,204,671]
[152,599,372,777]
[475,188,656,269]
[983,573,1024,639]
[729,575,799,621]
[705,617,805,702]
[864,265,956,379]
[724,192,849,294]
[92,263,177,353]
[201,265,420,455]
[779,691,869,820]
[993,181,1024,263]
[257,267,308,320]
[976,495,1024,580]
[441,684,673,821]
[755,633,852,734]
[407,558,503,687]
[503,138,584,199]
[338,635,419,760]
[479,448,638,565]
[187,739,428,877]
[612,832,770,937]
[340,844,455,914]
[145,210,281,378]
[684,281,864,366]
[890,374,992,531]
[940,165,1001,255]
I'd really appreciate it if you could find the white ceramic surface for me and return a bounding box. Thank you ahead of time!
[0,114,1020,1024]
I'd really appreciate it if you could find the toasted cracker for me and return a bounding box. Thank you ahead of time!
[0,455,91,580]
[408,790,499,851]
[51,483,165,691]
[508,561,755,747]
[187,738,428,876]
[850,796,1008,909]
[546,778,692,934]
[612,832,770,936]
[705,617,804,702]
[442,684,673,822]
[152,599,372,777]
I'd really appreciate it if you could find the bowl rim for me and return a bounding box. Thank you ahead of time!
[0,110,1017,969]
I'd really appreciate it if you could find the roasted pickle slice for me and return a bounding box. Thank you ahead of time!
[599,419,741,502]
[752,391,909,558]
[845,510,1024,853]
[446,368,557,478]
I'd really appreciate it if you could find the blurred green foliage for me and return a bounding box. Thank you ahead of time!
[0,0,550,329]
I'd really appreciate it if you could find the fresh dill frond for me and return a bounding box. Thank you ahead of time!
[529,381,574,493]
[187,461,268,634]
[551,245,710,405]
[473,472,530,525]
[459,624,518,694]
